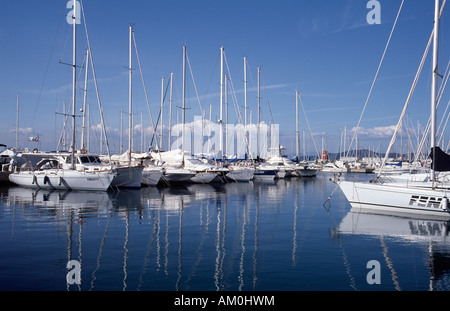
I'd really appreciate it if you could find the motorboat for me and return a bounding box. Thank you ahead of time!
[0,144,14,183]
[296,162,320,177]
[225,165,254,182]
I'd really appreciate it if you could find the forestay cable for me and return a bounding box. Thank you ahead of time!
[346,0,405,158]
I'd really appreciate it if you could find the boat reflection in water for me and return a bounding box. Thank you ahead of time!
[1,177,318,291]
[335,208,450,291]
[6,185,114,216]
[1,180,287,291]
[3,174,450,291]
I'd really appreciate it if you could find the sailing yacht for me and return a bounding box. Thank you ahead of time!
[121,152,163,186]
[337,0,450,219]
[151,149,220,184]
[99,151,144,189]
[9,151,115,191]
[102,24,146,189]
[8,3,115,191]
[151,150,196,184]
[148,45,223,185]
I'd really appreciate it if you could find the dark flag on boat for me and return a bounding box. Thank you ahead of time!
[429,147,450,171]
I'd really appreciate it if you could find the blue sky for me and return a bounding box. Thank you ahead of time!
[0,1,448,157]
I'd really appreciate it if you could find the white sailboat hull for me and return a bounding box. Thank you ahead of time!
[9,169,114,191]
[338,180,450,219]
[338,208,450,243]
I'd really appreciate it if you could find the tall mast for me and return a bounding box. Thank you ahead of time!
[120,106,123,153]
[160,76,165,147]
[87,104,90,151]
[219,46,224,159]
[63,101,66,150]
[431,0,440,182]
[71,0,77,169]
[225,73,228,158]
[303,130,306,161]
[128,24,133,165]
[244,57,248,157]
[208,104,212,155]
[244,57,247,130]
[16,92,19,149]
[257,66,261,160]
[168,72,173,151]
[81,48,89,150]
[100,107,104,154]
[182,45,186,164]
[296,90,299,160]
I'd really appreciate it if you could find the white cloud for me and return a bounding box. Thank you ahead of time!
[350,125,396,138]
[90,123,112,133]
[8,127,33,134]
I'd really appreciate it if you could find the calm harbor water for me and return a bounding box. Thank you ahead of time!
[1,172,450,291]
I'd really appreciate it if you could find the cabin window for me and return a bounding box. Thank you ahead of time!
[89,156,101,164]
[79,156,91,164]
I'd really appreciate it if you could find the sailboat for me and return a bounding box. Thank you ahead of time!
[223,56,255,183]
[88,25,144,189]
[9,3,115,191]
[252,66,278,181]
[106,24,146,189]
[150,45,198,185]
[337,0,450,219]
[151,149,224,184]
[293,90,320,177]
[116,151,163,186]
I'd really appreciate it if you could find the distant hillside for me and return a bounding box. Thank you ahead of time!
[292,149,423,162]
[325,149,421,161]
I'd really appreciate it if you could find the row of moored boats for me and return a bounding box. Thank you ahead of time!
[0,147,321,191]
